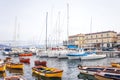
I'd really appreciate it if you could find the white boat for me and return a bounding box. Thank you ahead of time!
[57,49,77,59]
[67,49,106,60]
[81,53,106,60]
[37,12,49,58]
[2,48,12,55]
[48,50,58,58]
[67,49,86,59]
[36,50,48,57]
[57,50,68,59]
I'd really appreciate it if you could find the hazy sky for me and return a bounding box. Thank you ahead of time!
[0,0,120,44]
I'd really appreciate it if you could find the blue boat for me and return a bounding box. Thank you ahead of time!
[67,48,106,60]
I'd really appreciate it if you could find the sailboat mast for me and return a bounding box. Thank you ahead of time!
[90,16,92,51]
[67,3,69,46]
[14,16,17,47]
[14,16,17,41]
[45,12,48,51]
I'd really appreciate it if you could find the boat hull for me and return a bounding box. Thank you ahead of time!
[81,54,106,60]
[19,58,30,63]
[68,56,81,59]
[6,63,23,69]
[19,53,33,56]
[0,64,6,72]
[32,66,63,77]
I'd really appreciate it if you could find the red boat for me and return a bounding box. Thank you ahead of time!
[34,60,47,67]
[19,52,33,56]
[19,58,30,63]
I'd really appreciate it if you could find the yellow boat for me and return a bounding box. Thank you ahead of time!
[0,64,6,72]
[111,62,120,68]
[4,76,26,80]
[6,62,23,69]
[7,68,24,75]
[32,66,63,77]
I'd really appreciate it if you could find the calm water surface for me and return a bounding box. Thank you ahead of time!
[0,52,120,80]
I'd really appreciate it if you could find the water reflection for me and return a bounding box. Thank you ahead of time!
[77,72,97,80]
[0,72,6,78]
[1,52,120,80]
[32,73,61,80]
[6,68,24,75]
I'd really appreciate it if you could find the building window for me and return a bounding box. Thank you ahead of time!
[107,33,109,37]
[96,35,97,38]
[96,40,98,42]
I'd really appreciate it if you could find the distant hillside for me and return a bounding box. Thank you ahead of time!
[0,44,10,48]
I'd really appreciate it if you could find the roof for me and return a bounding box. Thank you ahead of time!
[85,31,117,35]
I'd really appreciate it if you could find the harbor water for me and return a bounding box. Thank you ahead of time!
[0,52,120,80]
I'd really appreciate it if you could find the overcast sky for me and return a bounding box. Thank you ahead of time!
[0,0,120,44]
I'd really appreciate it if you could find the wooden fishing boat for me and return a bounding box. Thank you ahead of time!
[6,62,23,69]
[0,64,6,72]
[4,57,12,63]
[19,52,33,56]
[4,76,26,80]
[32,66,63,77]
[34,60,47,66]
[95,67,120,80]
[77,64,108,75]
[111,62,120,68]
[19,57,30,63]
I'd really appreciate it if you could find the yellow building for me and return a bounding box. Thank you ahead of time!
[69,34,85,48]
[117,34,120,43]
[68,31,117,49]
[84,31,117,49]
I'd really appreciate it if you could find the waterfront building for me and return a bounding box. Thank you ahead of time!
[68,31,118,49]
[84,31,117,49]
[116,33,120,50]
[117,33,120,44]
[68,34,85,48]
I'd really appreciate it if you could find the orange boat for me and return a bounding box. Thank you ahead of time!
[19,52,33,56]
[34,60,47,67]
[19,58,30,63]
